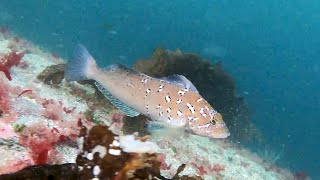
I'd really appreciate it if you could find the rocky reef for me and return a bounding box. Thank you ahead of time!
[0,29,299,179]
[0,124,199,180]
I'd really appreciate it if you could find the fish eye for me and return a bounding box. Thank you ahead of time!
[210,120,216,125]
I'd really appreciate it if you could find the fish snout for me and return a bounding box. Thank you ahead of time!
[207,123,230,138]
[211,123,230,138]
[192,123,230,139]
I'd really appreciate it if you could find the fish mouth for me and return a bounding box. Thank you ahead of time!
[210,123,230,138]
[191,123,230,139]
[212,130,230,138]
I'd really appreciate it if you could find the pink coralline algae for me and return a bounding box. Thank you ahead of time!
[41,99,65,121]
[0,121,16,139]
[0,79,11,114]
[19,123,62,165]
[191,162,225,178]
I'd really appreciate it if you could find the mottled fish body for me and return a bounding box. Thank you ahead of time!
[65,45,230,138]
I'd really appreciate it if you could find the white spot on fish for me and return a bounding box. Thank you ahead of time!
[141,79,148,83]
[178,90,186,95]
[156,104,162,109]
[186,103,195,114]
[165,95,171,102]
[167,107,171,113]
[168,115,172,122]
[200,108,207,117]
[177,110,182,116]
[158,85,164,92]
[127,82,134,87]
[188,116,198,122]
[159,112,163,116]
[198,124,211,129]
[176,99,182,104]
[197,98,203,102]
[146,89,151,93]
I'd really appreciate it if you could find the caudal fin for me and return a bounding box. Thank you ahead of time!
[64,44,96,81]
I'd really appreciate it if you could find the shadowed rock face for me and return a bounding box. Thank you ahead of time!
[132,48,260,142]
[0,163,78,180]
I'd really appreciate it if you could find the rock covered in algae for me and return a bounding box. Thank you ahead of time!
[133,48,259,142]
[76,125,163,179]
[36,63,65,86]
[0,125,200,179]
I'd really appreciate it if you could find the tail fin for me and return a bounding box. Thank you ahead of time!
[64,44,96,81]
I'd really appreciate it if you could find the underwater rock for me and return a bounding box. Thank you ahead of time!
[76,124,164,179]
[0,163,78,180]
[133,48,258,141]
[123,114,150,136]
[0,124,201,180]
[36,63,116,115]
[36,63,65,85]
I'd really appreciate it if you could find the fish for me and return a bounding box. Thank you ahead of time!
[64,45,230,138]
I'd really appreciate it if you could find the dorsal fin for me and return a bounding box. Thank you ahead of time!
[94,82,140,117]
[161,74,198,93]
[104,64,140,75]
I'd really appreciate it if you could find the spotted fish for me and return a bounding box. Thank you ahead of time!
[65,45,230,138]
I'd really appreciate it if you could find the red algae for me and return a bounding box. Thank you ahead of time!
[0,79,11,113]
[0,65,11,80]
[0,50,26,68]
[17,89,33,97]
[0,50,26,81]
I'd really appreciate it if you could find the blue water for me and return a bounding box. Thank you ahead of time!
[1,0,319,178]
